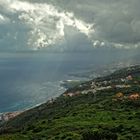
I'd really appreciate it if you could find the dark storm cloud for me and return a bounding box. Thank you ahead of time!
[46,0,140,45]
[0,0,140,51]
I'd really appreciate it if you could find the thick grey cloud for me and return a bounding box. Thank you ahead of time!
[0,0,140,51]
[0,0,94,51]
[47,0,140,46]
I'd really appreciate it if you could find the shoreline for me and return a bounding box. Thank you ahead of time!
[0,79,81,122]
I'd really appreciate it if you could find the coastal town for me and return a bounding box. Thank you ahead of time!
[63,66,140,102]
[0,111,23,123]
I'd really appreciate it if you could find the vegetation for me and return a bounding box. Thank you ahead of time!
[0,66,140,140]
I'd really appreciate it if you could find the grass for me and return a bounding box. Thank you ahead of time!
[0,90,140,140]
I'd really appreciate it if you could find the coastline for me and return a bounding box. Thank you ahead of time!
[0,78,86,123]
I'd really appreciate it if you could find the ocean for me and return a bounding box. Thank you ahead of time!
[0,51,135,112]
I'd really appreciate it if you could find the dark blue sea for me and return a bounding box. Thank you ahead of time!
[0,51,135,112]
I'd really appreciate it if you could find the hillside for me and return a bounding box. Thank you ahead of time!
[0,65,140,140]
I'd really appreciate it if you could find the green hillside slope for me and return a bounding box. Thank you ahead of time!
[0,66,140,140]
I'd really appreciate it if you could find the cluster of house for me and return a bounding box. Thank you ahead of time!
[63,91,81,97]
[90,75,135,91]
[0,111,22,122]
[63,75,135,98]
[114,92,140,101]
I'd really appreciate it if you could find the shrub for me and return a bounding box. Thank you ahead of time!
[82,129,118,140]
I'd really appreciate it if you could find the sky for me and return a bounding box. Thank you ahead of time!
[0,0,140,112]
[0,0,140,51]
